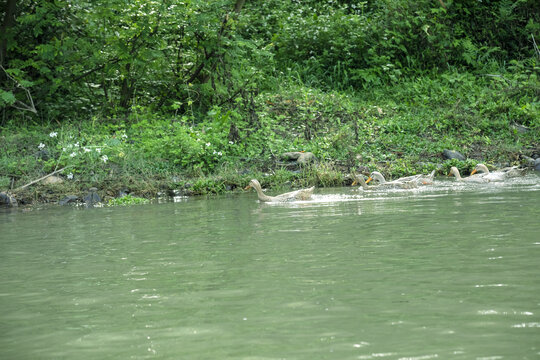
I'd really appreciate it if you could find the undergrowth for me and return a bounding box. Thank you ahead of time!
[1,71,538,204]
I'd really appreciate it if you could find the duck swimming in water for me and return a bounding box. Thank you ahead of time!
[370,170,436,185]
[245,179,315,202]
[448,166,489,183]
[470,163,525,182]
[366,171,420,188]
[360,171,418,189]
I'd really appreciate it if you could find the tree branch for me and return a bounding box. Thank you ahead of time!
[71,57,121,83]
[1,65,37,114]
[532,34,540,60]
[14,167,68,191]
[218,72,257,106]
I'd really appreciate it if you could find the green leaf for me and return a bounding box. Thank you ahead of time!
[0,90,16,105]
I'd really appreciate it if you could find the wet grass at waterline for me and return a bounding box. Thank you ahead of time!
[1,73,538,206]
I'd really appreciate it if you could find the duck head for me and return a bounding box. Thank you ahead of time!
[470,164,489,175]
[245,179,261,190]
[448,166,461,179]
[368,171,386,184]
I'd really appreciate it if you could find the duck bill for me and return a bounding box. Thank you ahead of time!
[470,169,478,175]
[244,185,251,190]
[366,177,373,184]
[351,180,358,186]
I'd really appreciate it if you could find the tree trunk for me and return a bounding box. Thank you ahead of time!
[119,63,134,113]
[1,0,18,66]
[233,0,246,13]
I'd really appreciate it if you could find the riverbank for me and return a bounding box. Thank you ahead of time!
[1,73,538,207]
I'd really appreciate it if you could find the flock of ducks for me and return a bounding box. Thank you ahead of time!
[245,164,527,202]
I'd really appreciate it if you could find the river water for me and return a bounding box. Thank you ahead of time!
[1,175,539,359]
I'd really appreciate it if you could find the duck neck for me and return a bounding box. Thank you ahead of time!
[253,184,273,202]
[374,173,386,184]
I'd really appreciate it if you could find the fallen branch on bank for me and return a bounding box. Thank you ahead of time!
[14,167,68,192]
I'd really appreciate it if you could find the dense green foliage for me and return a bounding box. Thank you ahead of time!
[1,0,539,202]
[266,0,539,88]
[2,0,538,117]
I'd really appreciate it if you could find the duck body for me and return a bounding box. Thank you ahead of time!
[448,166,489,183]
[366,171,419,189]
[471,164,525,181]
[352,174,411,190]
[245,179,315,202]
[417,170,436,185]
[389,170,436,185]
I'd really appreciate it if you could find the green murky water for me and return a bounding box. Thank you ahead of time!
[1,176,540,359]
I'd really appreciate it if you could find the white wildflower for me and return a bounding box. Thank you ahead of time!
[96,148,101,153]
[121,134,128,139]
[70,152,77,157]
[74,142,79,148]
[84,147,91,152]
[229,141,234,145]
[101,155,108,163]
[213,150,217,155]
[217,151,222,156]
[49,131,58,138]
[38,143,46,150]
[206,142,211,147]
[67,173,74,180]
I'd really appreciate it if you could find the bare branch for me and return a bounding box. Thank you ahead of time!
[71,58,121,83]
[532,34,540,60]
[218,73,257,106]
[437,0,447,10]
[14,167,69,192]
[1,65,37,114]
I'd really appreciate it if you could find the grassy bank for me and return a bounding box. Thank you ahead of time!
[1,71,538,205]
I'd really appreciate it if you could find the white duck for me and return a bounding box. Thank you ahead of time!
[365,171,419,189]
[392,170,436,185]
[448,166,489,183]
[362,171,418,189]
[470,163,525,182]
[245,179,315,202]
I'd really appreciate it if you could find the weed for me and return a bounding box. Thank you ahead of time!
[108,195,149,206]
